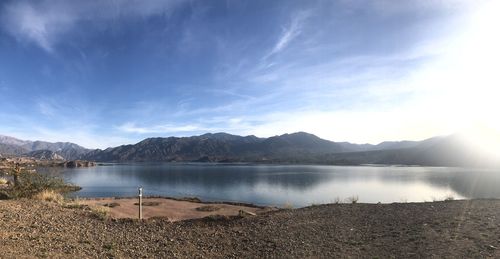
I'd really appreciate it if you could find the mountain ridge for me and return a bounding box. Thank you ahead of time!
[0,135,92,160]
[1,132,497,168]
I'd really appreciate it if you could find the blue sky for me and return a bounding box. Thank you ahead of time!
[0,0,499,148]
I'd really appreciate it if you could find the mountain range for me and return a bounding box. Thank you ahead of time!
[0,132,498,168]
[0,135,90,160]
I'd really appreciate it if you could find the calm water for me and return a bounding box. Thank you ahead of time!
[50,163,500,207]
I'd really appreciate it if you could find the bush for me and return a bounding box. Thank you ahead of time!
[34,190,64,204]
[346,195,359,204]
[7,172,78,199]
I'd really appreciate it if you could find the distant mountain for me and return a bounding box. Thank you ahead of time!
[0,135,92,160]
[26,150,65,160]
[2,132,497,167]
[82,132,364,162]
[373,140,419,150]
[0,135,31,146]
[319,135,500,168]
[0,143,29,156]
[82,132,499,168]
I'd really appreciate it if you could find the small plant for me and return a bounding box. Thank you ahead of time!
[0,177,8,185]
[283,202,294,209]
[103,243,114,250]
[333,197,342,204]
[103,202,121,208]
[196,205,220,212]
[444,195,455,201]
[64,197,87,209]
[91,206,110,220]
[34,190,64,204]
[346,195,359,204]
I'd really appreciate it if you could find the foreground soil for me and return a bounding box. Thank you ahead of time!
[1,199,500,258]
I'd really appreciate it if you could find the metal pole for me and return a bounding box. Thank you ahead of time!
[138,187,143,220]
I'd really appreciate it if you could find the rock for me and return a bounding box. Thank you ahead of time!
[61,160,96,168]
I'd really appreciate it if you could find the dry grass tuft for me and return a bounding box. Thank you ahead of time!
[444,195,455,201]
[63,197,87,209]
[34,190,64,204]
[283,202,294,209]
[0,177,8,185]
[91,206,110,220]
[345,195,359,204]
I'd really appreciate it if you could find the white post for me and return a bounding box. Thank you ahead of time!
[138,187,143,220]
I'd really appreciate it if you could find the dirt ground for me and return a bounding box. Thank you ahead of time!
[1,199,500,258]
[80,197,271,221]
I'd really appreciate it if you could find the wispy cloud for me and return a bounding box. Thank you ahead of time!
[263,10,311,60]
[1,0,183,52]
[117,122,209,134]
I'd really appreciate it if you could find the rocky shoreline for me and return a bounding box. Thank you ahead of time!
[1,199,500,258]
[1,156,96,170]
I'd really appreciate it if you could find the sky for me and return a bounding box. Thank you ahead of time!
[0,0,499,149]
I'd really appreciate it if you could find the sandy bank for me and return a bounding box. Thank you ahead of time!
[80,197,274,221]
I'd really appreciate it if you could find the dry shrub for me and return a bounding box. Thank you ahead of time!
[91,206,109,220]
[64,197,86,209]
[34,189,63,204]
[0,177,8,185]
[103,202,120,208]
[9,172,77,198]
[444,195,455,201]
[346,195,359,204]
[283,202,294,209]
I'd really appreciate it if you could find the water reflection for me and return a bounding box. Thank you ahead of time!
[48,163,500,207]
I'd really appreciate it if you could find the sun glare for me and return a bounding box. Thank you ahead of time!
[412,1,500,144]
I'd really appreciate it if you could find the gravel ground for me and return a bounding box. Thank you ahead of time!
[1,199,500,258]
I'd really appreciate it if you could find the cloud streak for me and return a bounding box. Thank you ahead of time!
[263,10,311,60]
[1,0,183,52]
[117,122,210,134]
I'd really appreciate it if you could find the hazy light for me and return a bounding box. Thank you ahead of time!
[406,1,500,143]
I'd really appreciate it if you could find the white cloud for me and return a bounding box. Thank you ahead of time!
[1,0,183,52]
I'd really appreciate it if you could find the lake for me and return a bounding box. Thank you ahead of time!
[52,163,500,207]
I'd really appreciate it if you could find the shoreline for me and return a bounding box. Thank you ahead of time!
[74,195,270,208]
